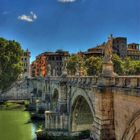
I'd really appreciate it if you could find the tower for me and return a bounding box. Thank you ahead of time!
[21,49,31,78]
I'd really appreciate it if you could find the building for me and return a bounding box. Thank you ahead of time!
[127,43,140,60]
[83,35,127,59]
[31,50,69,77]
[84,45,104,58]
[112,36,127,59]
[35,52,48,77]
[21,49,30,78]
[46,50,69,76]
[31,61,36,78]
[79,35,140,60]
[31,52,48,78]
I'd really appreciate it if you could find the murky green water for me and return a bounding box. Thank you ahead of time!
[0,110,37,140]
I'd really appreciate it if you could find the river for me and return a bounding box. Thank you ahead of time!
[0,110,40,140]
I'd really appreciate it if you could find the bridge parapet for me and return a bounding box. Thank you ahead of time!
[34,75,140,90]
[67,76,98,88]
[48,76,60,81]
[115,76,140,88]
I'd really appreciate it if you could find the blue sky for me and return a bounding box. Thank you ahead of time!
[0,0,140,61]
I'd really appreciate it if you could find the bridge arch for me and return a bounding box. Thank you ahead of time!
[122,111,140,140]
[71,89,94,132]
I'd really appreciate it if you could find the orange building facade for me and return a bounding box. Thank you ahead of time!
[35,53,48,77]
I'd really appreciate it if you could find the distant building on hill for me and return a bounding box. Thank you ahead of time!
[78,34,140,60]
[127,43,140,60]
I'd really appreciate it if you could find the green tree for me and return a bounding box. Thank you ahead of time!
[65,55,85,76]
[123,57,132,75]
[0,38,23,92]
[134,62,140,75]
[84,56,103,76]
[120,57,140,75]
[112,54,124,75]
[128,60,140,75]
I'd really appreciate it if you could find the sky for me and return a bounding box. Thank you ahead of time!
[0,0,140,62]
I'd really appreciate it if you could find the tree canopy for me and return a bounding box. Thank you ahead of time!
[112,54,124,75]
[65,55,103,76]
[66,54,140,76]
[65,55,85,75]
[84,56,102,76]
[123,57,140,75]
[0,38,23,92]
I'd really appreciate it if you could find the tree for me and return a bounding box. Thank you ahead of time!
[84,56,103,76]
[112,54,124,75]
[118,57,140,75]
[134,62,140,75]
[128,60,140,75]
[0,38,23,92]
[123,57,132,75]
[65,55,85,76]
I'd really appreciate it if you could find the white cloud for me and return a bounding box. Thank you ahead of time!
[58,0,76,3]
[18,11,37,22]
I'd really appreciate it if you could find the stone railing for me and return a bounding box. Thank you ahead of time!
[47,76,60,81]
[45,75,140,89]
[67,76,98,88]
[114,76,140,88]
[66,76,140,89]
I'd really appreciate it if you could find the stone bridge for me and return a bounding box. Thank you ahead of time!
[29,74,140,140]
[2,51,140,140]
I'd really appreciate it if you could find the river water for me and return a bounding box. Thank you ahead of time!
[0,110,40,140]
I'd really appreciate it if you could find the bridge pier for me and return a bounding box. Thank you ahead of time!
[91,86,115,140]
[90,62,116,140]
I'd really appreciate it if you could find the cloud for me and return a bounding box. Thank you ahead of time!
[18,11,37,22]
[58,0,76,3]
